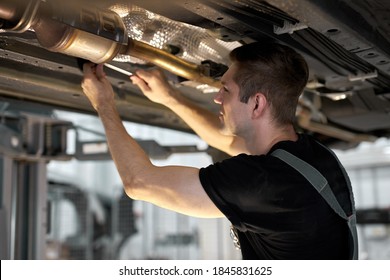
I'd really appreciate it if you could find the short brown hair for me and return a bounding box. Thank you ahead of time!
[230,42,308,126]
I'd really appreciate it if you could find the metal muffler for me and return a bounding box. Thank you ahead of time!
[0,0,221,87]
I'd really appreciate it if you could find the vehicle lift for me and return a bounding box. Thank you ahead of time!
[0,104,72,259]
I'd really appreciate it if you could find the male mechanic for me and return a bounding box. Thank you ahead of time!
[81,42,357,259]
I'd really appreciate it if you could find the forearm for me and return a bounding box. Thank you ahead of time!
[95,103,224,218]
[96,103,152,193]
[82,66,225,217]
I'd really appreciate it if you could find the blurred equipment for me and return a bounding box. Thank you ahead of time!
[0,108,72,259]
[47,182,137,260]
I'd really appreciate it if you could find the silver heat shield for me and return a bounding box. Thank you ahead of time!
[109,4,241,65]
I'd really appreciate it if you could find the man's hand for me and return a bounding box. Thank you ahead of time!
[81,63,115,111]
[130,69,180,106]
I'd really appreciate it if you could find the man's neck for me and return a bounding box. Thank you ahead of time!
[246,124,298,155]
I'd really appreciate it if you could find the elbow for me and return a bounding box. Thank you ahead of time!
[124,184,138,200]
[121,163,156,201]
[122,176,147,201]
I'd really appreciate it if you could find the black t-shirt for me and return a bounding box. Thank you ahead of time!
[199,134,352,259]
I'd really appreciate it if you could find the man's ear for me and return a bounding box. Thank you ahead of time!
[252,93,267,119]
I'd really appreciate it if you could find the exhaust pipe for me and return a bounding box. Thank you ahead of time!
[0,0,40,32]
[125,40,222,88]
[0,0,221,88]
[296,105,376,143]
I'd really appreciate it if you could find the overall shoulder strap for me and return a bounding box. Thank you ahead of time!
[271,148,359,260]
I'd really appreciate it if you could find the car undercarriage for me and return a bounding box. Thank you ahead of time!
[1,0,390,148]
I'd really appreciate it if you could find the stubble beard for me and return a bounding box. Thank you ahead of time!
[219,116,237,137]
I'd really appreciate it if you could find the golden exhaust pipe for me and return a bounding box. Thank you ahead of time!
[124,40,221,88]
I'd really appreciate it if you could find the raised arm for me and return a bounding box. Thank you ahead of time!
[81,63,223,218]
[130,69,248,156]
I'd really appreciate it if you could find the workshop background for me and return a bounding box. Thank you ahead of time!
[44,110,390,260]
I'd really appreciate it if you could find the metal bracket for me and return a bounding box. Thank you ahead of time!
[75,138,207,161]
[274,21,308,35]
[348,70,378,82]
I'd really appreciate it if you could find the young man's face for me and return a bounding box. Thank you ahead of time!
[214,63,252,136]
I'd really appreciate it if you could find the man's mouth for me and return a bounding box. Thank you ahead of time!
[218,111,224,122]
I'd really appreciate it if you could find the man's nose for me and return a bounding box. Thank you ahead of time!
[214,89,223,104]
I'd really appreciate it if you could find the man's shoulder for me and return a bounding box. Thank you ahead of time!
[269,133,316,156]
